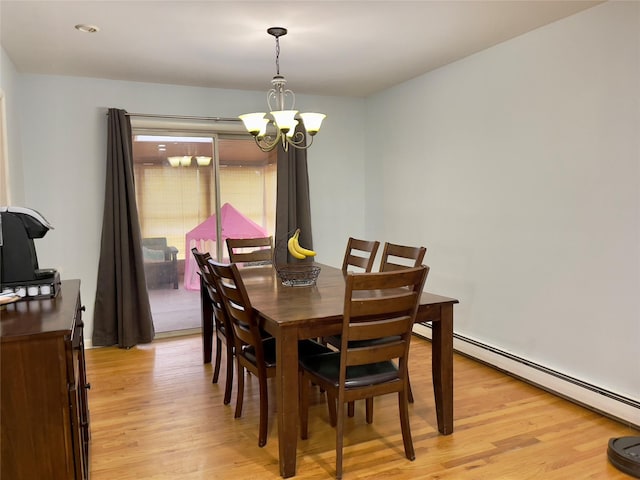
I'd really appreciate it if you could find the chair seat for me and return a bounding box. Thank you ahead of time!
[243,338,330,368]
[243,337,276,367]
[300,351,399,389]
[300,338,336,357]
[324,332,414,405]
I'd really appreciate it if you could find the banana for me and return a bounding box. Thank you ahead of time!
[293,234,316,257]
[287,229,317,259]
[288,230,306,259]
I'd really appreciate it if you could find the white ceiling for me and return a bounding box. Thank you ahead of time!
[0,0,603,98]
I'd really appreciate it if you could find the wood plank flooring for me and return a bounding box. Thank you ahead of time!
[85,334,638,479]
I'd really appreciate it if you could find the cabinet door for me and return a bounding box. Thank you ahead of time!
[1,336,75,479]
[76,304,91,479]
[68,299,90,480]
[68,379,85,480]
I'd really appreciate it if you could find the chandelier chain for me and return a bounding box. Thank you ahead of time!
[275,36,281,76]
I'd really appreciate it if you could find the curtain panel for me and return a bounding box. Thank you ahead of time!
[92,108,154,348]
[274,130,314,266]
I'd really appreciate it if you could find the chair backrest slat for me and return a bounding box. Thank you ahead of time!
[379,242,427,272]
[351,293,421,318]
[346,341,406,367]
[226,237,273,265]
[347,315,412,341]
[342,237,380,272]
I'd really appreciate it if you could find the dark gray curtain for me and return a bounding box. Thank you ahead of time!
[274,131,314,266]
[92,108,154,348]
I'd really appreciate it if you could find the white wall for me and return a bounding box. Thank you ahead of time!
[6,74,365,340]
[366,1,639,401]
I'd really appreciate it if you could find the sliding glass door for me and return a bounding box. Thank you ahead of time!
[131,130,275,333]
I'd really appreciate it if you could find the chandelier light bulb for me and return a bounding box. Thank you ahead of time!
[299,113,326,136]
[270,110,298,134]
[286,120,299,138]
[239,113,267,136]
[168,156,182,167]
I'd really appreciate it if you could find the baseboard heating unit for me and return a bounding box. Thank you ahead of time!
[413,323,639,429]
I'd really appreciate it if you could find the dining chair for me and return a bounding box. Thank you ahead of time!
[299,265,429,479]
[226,236,273,265]
[322,236,380,351]
[341,237,380,273]
[379,242,427,272]
[208,259,327,447]
[191,248,234,405]
[331,241,427,408]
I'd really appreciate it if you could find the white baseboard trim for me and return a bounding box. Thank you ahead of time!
[413,323,639,429]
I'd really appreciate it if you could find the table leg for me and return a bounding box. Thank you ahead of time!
[431,304,454,434]
[276,327,299,478]
[200,275,213,364]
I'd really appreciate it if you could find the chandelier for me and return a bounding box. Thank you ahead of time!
[239,27,326,152]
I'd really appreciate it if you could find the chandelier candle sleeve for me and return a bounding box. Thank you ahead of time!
[238,113,269,136]
[299,113,326,135]
[239,27,326,152]
[270,110,298,134]
[286,121,299,138]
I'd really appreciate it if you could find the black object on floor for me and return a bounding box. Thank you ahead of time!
[608,436,640,478]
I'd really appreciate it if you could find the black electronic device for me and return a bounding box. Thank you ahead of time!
[608,436,640,478]
[0,206,60,300]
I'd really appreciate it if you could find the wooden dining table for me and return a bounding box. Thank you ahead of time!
[200,262,458,478]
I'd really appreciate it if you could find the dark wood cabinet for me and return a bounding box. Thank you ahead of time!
[1,279,90,479]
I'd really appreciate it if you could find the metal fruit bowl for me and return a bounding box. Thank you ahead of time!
[276,264,321,287]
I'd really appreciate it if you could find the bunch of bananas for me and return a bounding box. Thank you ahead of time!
[287,229,316,259]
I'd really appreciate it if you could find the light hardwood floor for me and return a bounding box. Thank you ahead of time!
[85,334,637,479]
